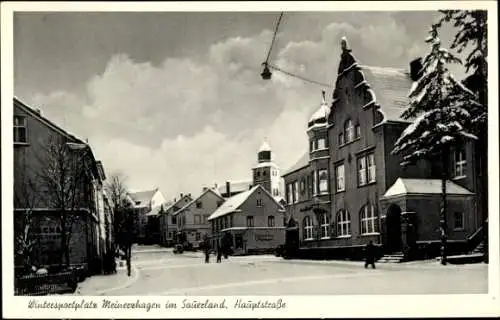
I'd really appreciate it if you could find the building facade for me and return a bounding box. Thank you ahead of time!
[208,184,286,255]
[173,188,225,246]
[159,193,192,246]
[282,39,484,260]
[13,98,111,272]
[127,188,166,244]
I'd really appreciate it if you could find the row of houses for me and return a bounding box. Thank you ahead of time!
[281,39,486,260]
[13,98,114,273]
[144,142,287,255]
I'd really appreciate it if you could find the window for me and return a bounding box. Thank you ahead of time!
[355,124,361,138]
[263,170,267,176]
[360,205,378,234]
[335,164,345,192]
[194,215,201,224]
[318,169,329,193]
[14,116,27,143]
[203,215,209,224]
[246,216,254,227]
[454,212,464,230]
[287,183,293,204]
[223,216,228,229]
[454,146,467,178]
[196,202,202,209]
[320,213,330,239]
[317,138,326,150]
[268,216,275,227]
[309,140,314,152]
[344,119,354,143]
[303,216,313,240]
[300,179,305,194]
[256,199,263,207]
[171,216,177,224]
[336,209,351,237]
[307,175,312,199]
[230,214,233,227]
[338,133,344,146]
[358,153,376,186]
[294,181,299,203]
[367,154,376,183]
[312,171,318,195]
[357,157,367,186]
[196,232,201,241]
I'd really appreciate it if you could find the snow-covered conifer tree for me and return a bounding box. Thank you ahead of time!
[392,26,480,265]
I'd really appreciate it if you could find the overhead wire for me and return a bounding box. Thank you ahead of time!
[262,12,333,88]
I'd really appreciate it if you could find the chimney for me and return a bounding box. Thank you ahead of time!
[226,181,231,196]
[180,193,183,198]
[35,108,42,115]
[410,57,423,81]
[203,187,208,192]
[188,193,191,197]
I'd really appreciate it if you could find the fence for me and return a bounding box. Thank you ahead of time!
[15,270,79,296]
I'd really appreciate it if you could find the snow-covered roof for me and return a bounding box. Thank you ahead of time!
[308,91,330,128]
[259,140,271,152]
[217,180,253,195]
[383,178,474,198]
[145,205,163,217]
[208,184,284,221]
[253,161,279,169]
[282,151,309,177]
[173,188,225,216]
[357,65,413,124]
[128,188,159,207]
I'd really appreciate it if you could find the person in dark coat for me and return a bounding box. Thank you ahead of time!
[203,236,210,263]
[216,241,222,263]
[365,241,376,269]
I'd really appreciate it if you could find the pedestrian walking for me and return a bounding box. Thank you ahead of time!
[216,241,222,263]
[204,238,210,264]
[364,241,376,269]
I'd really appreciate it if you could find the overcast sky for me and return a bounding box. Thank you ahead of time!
[14,10,465,199]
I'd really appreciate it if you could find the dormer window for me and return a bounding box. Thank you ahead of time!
[14,116,27,143]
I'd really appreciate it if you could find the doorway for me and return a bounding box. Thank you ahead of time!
[285,218,299,256]
[385,204,402,253]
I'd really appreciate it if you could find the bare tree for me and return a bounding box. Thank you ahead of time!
[14,162,40,273]
[104,171,136,276]
[36,135,92,268]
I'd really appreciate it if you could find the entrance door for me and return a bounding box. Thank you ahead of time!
[385,204,402,253]
[284,218,299,257]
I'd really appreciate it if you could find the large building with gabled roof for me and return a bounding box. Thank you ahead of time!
[13,97,112,273]
[208,184,286,255]
[173,187,225,246]
[282,38,485,261]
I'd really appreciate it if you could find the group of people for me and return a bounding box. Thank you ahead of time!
[202,234,230,264]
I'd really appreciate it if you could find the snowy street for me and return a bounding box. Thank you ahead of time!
[75,246,488,296]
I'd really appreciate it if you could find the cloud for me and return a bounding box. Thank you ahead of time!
[28,14,429,198]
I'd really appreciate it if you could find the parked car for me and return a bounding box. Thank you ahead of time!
[173,244,184,254]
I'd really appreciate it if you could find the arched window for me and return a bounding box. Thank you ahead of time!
[336,209,351,237]
[320,213,330,239]
[303,216,313,240]
[360,205,378,234]
[344,119,354,143]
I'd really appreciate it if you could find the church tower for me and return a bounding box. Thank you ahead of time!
[252,140,281,197]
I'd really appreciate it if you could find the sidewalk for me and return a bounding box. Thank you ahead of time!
[73,264,138,296]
